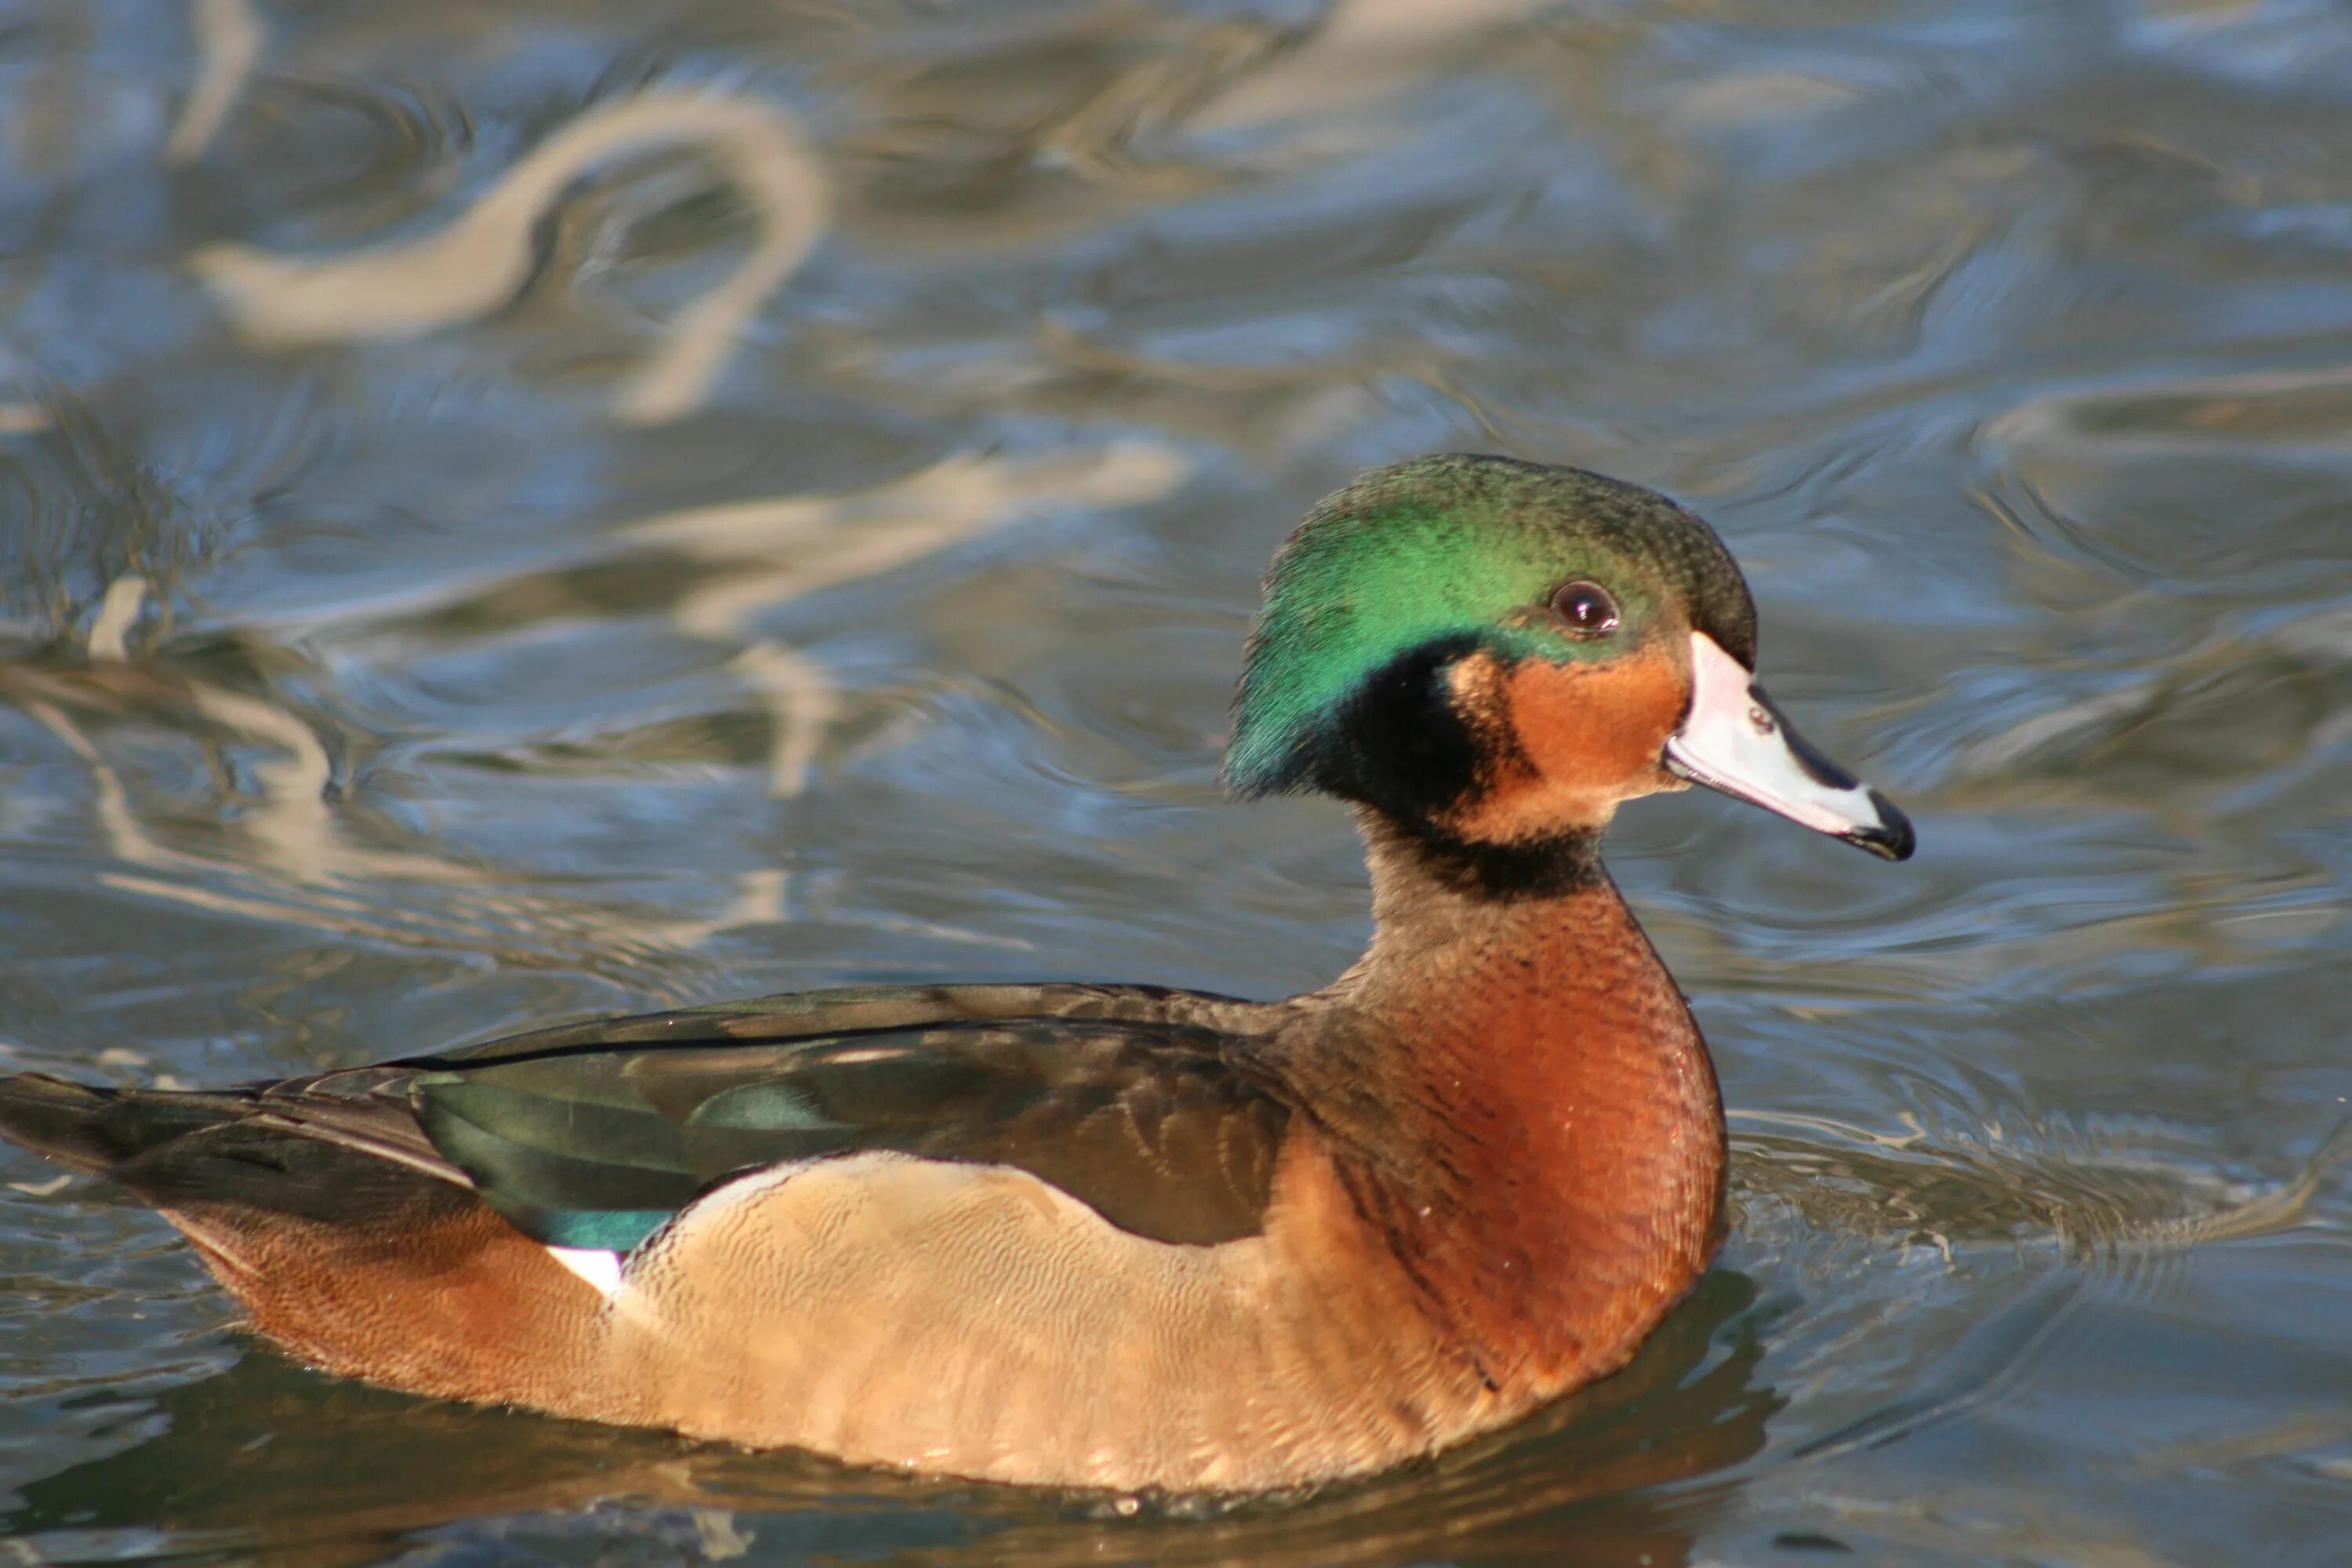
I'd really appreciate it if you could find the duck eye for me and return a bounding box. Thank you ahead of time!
[1548,580,1621,638]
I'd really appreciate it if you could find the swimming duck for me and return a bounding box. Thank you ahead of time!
[0,455,1911,1492]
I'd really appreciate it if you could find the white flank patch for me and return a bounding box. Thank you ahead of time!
[546,1246,625,1298]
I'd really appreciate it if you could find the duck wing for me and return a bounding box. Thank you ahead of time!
[404,982,1292,1252]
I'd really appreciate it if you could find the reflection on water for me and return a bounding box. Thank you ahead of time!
[196,91,829,425]
[0,439,1185,990]
[2,0,2350,1563]
[165,0,262,168]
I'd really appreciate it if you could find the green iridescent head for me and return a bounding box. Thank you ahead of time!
[1225,454,1758,808]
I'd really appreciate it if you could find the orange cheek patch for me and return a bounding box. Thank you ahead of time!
[1442,645,1688,843]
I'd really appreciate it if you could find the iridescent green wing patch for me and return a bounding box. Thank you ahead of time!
[408,989,1289,1253]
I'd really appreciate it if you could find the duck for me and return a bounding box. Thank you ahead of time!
[0,454,1912,1493]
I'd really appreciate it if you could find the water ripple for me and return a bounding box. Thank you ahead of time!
[194,89,829,423]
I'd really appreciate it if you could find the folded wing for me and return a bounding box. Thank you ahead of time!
[405,982,1291,1252]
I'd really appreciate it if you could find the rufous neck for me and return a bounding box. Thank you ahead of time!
[1314,809,1728,1390]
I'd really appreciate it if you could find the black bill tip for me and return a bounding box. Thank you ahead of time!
[1841,789,1917,862]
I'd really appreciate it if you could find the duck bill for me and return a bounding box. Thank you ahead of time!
[1664,633,1915,862]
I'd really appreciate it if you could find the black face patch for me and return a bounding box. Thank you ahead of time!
[1296,637,1606,899]
[1293,634,1494,826]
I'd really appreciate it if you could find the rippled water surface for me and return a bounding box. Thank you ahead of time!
[2,1,2349,1562]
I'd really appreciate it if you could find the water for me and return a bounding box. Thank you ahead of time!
[0,0,2347,1561]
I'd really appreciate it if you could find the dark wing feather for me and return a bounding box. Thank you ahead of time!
[405,984,1290,1250]
[0,1067,467,1225]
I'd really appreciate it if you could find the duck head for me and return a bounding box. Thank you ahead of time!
[1227,455,1913,880]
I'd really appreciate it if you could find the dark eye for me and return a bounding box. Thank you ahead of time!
[1548,579,1621,638]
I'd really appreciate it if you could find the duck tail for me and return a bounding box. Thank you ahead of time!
[0,1073,236,1178]
[0,1072,604,1406]
[0,1071,471,1228]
